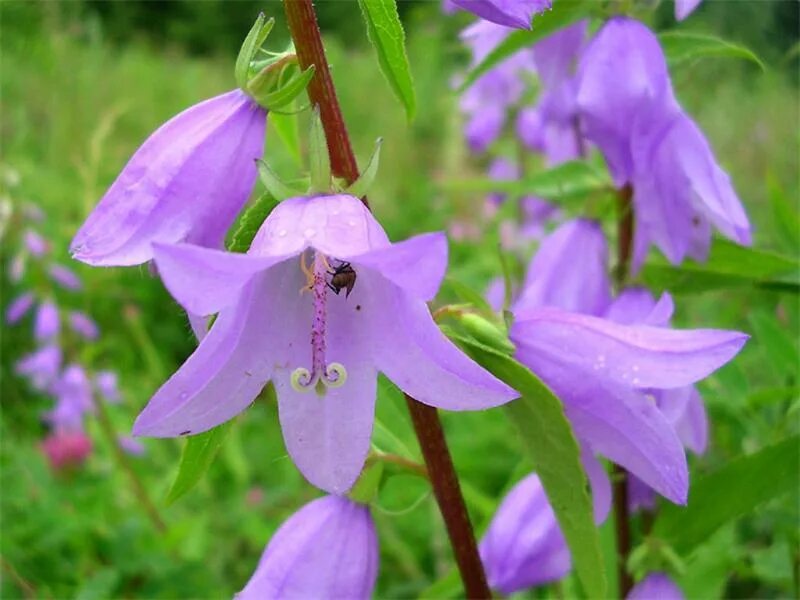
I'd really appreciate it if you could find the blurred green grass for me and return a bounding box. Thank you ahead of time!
[1,2,798,598]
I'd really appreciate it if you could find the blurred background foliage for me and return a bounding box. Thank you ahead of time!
[1,1,798,598]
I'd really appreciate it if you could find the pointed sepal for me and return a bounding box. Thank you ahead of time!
[343,137,383,198]
[235,13,275,89]
[308,106,332,193]
[255,159,304,201]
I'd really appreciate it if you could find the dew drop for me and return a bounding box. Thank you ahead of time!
[179,391,189,400]
[632,377,640,385]
[304,228,316,238]
[278,229,288,237]
[348,219,357,227]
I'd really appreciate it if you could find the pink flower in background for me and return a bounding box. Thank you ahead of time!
[41,430,93,471]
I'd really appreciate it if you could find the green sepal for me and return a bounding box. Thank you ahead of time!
[248,62,316,112]
[343,138,383,198]
[309,105,332,193]
[456,313,515,355]
[229,192,279,253]
[347,456,385,504]
[256,159,304,201]
[235,13,275,89]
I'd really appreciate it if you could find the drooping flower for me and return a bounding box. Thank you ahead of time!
[45,364,94,431]
[71,90,266,266]
[452,0,551,29]
[675,0,703,21]
[40,430,93,471]
[24,229,48,257]
[628,572,685,600]
[134,194,516,493]
[34,300,60,341]
[15,345,62,391]
[95,370,121,403]
[237,496,378,599]
[480,449,611,594]
[575,18,750,267]
[67,310,100,340]
[49,264,82,291]
[5,292,35,324]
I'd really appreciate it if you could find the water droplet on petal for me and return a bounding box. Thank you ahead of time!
[348,219,357,227]
[304,228,316,238]
[179,391,188,400]
[278,229,288,237]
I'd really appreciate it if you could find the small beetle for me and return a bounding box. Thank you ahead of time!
[327,261,357,298]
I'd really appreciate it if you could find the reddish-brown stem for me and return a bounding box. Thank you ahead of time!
[614,183,635,597]
[282,1,489,596]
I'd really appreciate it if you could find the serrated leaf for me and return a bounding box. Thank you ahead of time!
[448,330,607,597]
[640,239,800,294]
[165,422,234,506]
[357,0,417,120]
[229,192,279,253]
[459,0,590,92]
[653,435,800,553]
[443,160,611,204]
[659,31,764,70]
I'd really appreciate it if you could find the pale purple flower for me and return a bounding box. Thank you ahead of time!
[40,430,93,470]
[675,0,703,21]
[486,157,519,206]
[68,311,100,340]
[9,253,25,282]
[95,370,121,403]
[442,0,460,14]
[118,436,146,456]
[49,264,82,291]
[480,449,610,594]
[6,292,35,324]
[628,572,685,600]
[71,90,266,266]
[34,300,60,341]
[46,364,94,431]
[133,194,516,493]
[15,345,62,391]
[452,0,551,29]
[237,496,378,599]
[24,229,48,257]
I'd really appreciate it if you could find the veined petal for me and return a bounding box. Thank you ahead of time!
[517,353,688,503]
[350,232,447,301]
[512,308,747,390]
[363,271,517,411]
[71,90,265,266]
[133,270,278,437]
[514,219,611,317]
[237,496,378,600]
[153,242,290,316]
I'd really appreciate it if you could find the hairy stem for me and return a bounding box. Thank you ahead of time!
[614,183,635,596]
[283,2,489,595]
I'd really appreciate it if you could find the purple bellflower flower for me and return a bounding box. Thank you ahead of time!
[510,221,746,503]
[452,0,551,29]
[49,264,82,291]
[71,90,266,266]
[6,292,35,324]
[480,449,611,594]
[675,0,703,21]
[118,435,146,456]
[34,300,60,341]
[15,345,62,392]
[46,364,94,432]
[67,311,100,340]
[628,572,685,600]
[24,229,48,257]
[237,495,378,600]
[575,18,751,267]
[133,194,516,493]
[95,370,121,403]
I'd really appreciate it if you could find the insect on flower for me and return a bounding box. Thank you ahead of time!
[327,261,357,298]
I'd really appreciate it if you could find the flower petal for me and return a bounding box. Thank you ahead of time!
[581,446,612,523]
[452,0,551,29]
[628,572,685,600]
[675,0,703,21]
[512,307,747,390]
[152,242,289,316]
[673,387,708,454]
[5,292,35,324]
[34,300,60,341]
[363,271,517,410]
[605,288,674,327]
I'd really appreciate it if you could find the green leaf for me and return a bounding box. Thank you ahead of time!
[442,160,611,204]
[459,0,590,92]
[448,331,607,596]
[269,110,302,168]
[229,192,279,253]
[659,31,764,70]
[357,0,417,120]
[748,311,800,379]
[640,239,800,294]
[768,173,800,251]
[165,421,234,506]
[653,435,800,553]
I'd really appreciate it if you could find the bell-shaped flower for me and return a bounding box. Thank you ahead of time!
[452,0,551,29]
[675,0,702,21]
[68,311,100,340]
[46,364,94,432]
[95,370,121,403]
[480,449,611,594]
[237,495,378,599]
[71,90,266,266]
[41,430,93,471]
[15,345,61,391]
[628,572,685,600]
[133,194,516,493]
[49,264,82,291]
[6,292,35,324]
[34,300,60,341]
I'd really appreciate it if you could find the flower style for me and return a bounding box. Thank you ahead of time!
[627,572,685,600]
[71,90,266,266]
[575,18,751,267]
[452,0,551,29]
[237,495,378,599]
[134,194,516,493]
[480,449,611,594]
